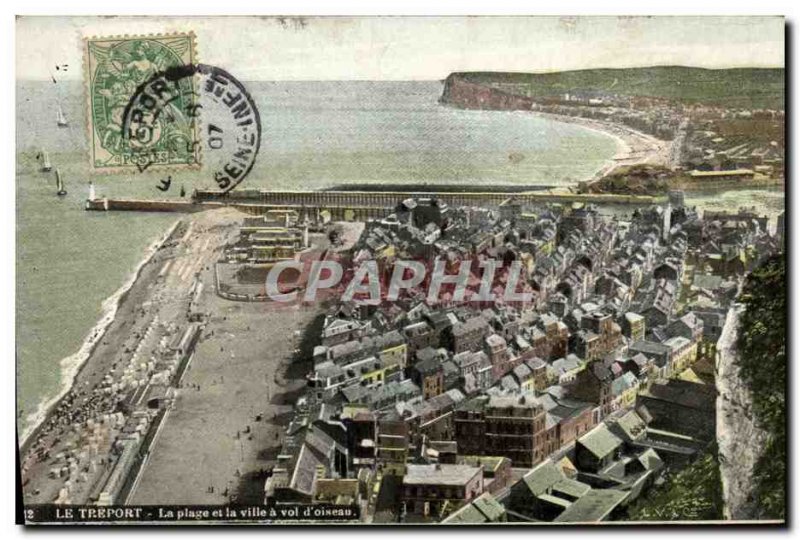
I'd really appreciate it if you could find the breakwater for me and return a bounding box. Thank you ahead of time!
[84,199,216,213]
[196,189,657,208]
[85,190,658,218]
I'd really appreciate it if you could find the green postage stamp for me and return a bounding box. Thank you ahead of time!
[84,33,199,171]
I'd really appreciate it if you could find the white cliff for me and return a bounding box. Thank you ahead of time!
[715,303,769,520]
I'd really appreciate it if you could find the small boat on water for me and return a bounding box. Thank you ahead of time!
[57,104,68,128]
[55,169,67,197]
[41,150,52,172]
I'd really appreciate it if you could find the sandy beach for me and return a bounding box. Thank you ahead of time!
[530,110,677,183]
[20,208,245,505]
[19,220,182,449]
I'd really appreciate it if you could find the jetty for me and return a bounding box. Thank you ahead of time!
[86,188,659,220]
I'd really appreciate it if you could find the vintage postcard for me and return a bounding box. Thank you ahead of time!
[15,15,786,525]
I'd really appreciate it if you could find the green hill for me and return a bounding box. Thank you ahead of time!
[456,66,784,109]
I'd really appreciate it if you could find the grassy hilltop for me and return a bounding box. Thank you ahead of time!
[455,66,785,110]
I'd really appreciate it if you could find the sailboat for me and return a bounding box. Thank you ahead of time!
[55,169,67,197]
[57,104,68,128]
[41,150,52,172]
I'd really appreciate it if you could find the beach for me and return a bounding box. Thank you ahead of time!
[19,220,181,448]
[20,208,245,505]
[528,110,676,184]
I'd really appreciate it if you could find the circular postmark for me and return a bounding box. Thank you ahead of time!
[122,63,261,192]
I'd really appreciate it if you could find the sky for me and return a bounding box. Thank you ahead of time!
[16,15,785,81]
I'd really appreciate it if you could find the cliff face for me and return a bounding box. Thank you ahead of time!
[441,74,534,111]
[715,304,769,519]
[441,67,785,110]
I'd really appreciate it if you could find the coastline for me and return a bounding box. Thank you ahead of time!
[19,218,182,450]
[527,110,674,184]
[436,96,665,188]
[21,208,245,504]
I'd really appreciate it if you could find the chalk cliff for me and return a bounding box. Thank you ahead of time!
[440,73,534,111]
[715,304,769,519]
